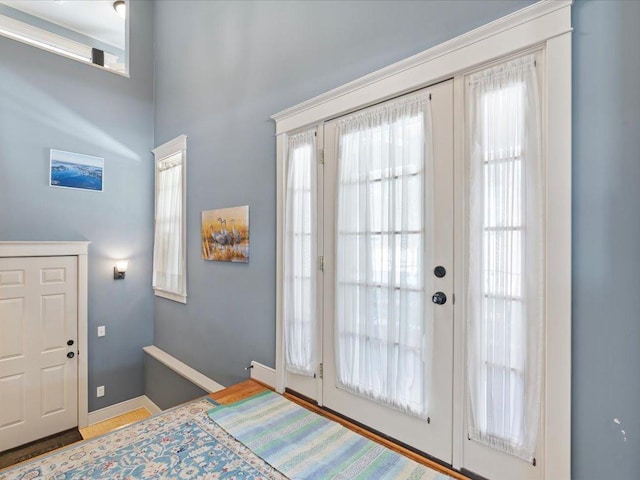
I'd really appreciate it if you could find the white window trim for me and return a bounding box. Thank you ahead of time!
[0,5,129,77]
[273,2,572,479]
[152,134,188,304]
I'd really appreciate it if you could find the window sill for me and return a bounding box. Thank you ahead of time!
[154,289,187,304]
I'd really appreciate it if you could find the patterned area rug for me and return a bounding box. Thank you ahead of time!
[208,390,452,480]
[1,398,287,480]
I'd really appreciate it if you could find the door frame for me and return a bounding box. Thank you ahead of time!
[273,2,572,479]
[0,241,90,428]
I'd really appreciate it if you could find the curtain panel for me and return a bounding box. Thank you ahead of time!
[284,129,318,376]
[466,54,543,461]
[152,152,185,297]
[335,92,434,419]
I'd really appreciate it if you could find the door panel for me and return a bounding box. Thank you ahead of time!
[322,80,454,462]
[42,365,67,415]
[464,438,541,480]
[0,256,78,451]
[41,294,67,351]
[0,297,25,361]
[0,374,24,428]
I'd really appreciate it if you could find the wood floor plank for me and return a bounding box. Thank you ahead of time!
[209,379,268,405]
[80,408,151,440]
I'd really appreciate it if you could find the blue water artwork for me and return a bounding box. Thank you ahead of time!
[50,149,103,191]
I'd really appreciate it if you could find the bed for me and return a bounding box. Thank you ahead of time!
[1,383,453,480]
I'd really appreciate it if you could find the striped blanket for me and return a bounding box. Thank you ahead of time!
[208,390,452,480]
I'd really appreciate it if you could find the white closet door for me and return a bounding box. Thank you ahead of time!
[322,80,454,461]
[0,256,78,451]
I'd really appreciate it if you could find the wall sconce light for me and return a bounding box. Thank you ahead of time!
[113,1,126,19]
[114,260,128,280]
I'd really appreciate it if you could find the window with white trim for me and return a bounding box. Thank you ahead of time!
[152,135,187,303]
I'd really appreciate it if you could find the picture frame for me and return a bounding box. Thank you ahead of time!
[49,149,104,192]
[201,205,249,263]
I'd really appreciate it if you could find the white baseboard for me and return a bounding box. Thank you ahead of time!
[141,395,162,415]
[87,395,162,426]
[250,360,276,388]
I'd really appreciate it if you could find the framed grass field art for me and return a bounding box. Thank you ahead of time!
[49,149,104,192]
[201,205,249,263]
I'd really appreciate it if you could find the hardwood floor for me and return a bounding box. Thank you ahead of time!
[79,408,152,440]
[210,379,269,405]
[210,379,468,480]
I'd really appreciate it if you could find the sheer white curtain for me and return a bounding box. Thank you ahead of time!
[467,54,543,461]
[284,130,317,376]
[152,151,185,296]
[335,92,433,418]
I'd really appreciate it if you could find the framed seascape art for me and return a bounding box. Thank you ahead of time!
[202,205,249,263]
[49,149,104,192]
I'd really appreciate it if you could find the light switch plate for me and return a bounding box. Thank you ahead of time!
[97,325,106,337]
[97,385,105,397]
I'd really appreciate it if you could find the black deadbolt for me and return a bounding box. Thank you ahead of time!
[432,292,447,305]
[67,352,75,359]
[434,266,446,278]
[67,340,74,346]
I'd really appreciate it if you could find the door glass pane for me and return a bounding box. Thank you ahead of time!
[335,91,432,418]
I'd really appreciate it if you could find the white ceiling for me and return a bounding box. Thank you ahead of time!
[2,0,125,50]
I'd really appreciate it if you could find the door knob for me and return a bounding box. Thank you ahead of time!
[434,266,446,278]
[67,340,74,346]
[67,352,75,359]
[432,291,447,305]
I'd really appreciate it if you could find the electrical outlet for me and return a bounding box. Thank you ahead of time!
[97,325,106,337]
[97,385,105,397]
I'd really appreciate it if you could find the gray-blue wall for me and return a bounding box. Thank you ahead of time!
[144,355,207,410]
[152,0,534,387]
[572,1,640,478]
[152,1,640,479]
[3,0,637,478]
[0,0,154,411]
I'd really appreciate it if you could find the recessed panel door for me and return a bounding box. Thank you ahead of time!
[0,256,78,451]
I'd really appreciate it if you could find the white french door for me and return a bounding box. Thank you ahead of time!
[322,80,454,460]
[0,256,78,451]
[277,8,571,479]
[282,69,546,476]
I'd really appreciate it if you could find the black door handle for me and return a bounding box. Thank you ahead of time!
[67,340,74,346]
[432,292,447,305]
[67,352,75,359]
